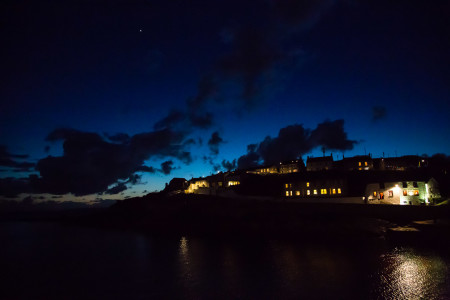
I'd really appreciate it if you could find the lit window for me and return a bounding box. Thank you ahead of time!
[358,162,361,166]
[403,190,407,196]
[296,191,300,196]
[321,189,327,195]
[389,190,393,197]
[338,188,341,194]
[414,190,419,196]
[306,182,310,187]
[307,190,310,195]
[332,188,336,194]
[290,191,293,196]
[285,184,289,188]
[313,189,318,195]
[373,191,377,197]
[286,191,289,197]
[289,183,292,188]
[365,162,368,166]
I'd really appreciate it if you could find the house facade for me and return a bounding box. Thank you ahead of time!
[365,178,440,205]
[306,155,334,171]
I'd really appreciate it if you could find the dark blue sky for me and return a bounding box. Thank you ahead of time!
[1,0,449,201]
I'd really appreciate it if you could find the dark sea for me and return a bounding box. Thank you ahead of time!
[1,221,449,299]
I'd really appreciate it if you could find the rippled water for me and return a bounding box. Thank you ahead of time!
[0,222,449,299]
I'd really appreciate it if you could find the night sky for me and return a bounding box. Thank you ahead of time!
[1,0,449,202]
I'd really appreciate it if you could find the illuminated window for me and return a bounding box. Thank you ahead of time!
[373,191,377,197]
[358,162,361,166]
[380,192,384,199]
[338,188,341,194]
[321,189,327,194]
[296,191,300,196]
[365,162,368,166]
[307,190,310,195]
[403,190,407,196]
[290,191,292,196]
[289,183,292,188]
[286,191,289,197]
[414,190,419,196]
[389,190,393,197]
[306,182,310,187]
[285,184,289,188]
[313,189,318,195]
[332,188,336,194]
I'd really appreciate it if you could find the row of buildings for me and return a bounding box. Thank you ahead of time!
[249,154,429,174]
[164,155,441,205]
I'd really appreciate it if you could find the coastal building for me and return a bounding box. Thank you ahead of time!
[365,177,440,205]
[247,165,278,175]
[335,155,373,171]
[306,155,334,171]
[284,172,347,198]
[279,159,304,174]
[373,155,428,171]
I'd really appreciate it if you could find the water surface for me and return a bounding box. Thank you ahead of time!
[0,222,449,299]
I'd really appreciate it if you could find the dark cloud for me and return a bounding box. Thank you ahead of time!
[208,131,225,155]
[0,145,35,171]
[160,160,174,175]
[309,120,357,151]
[23,127,192,196]
[272,0,336,29]
[237,144,261,169]
[187,75,219,108]
[105,183,127,195]
[105,132,131,143]
[153,110,185,130]
[135,165,156,173]
[0,177,33,198]
[221,159,237,171]
[372,106,387,122]
[126,174,142,185]
[154,0,335,132]
[237,120,357,169]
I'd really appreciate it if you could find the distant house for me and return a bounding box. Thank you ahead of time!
[335,155,373,171]
[246,165,278,175]
[185,178,210,194]
[283,171,347,198]
[279,159,305,174]
[306,155,333,171]
[246,159,305,175]
[165,178,188,195]
[282,170,441,205]
[373,155,428,171]
[365,176,440,205]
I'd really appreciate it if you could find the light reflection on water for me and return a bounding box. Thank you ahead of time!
[1,222,450,299]
[374,247,449,300]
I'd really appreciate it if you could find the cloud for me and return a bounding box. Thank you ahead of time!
[104,132,131,143]
[221,159,236,171]
[237,119,357,169]
[0,145,35,171]
[105,183,127,195]
[154,0,336,132]
[208,131,225,155]
[372,106,387,122]
[309,120,357,151]
[160,160,175,175]
[22,127,192,196]
[0,177,33,198]
[135,165,156,173]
